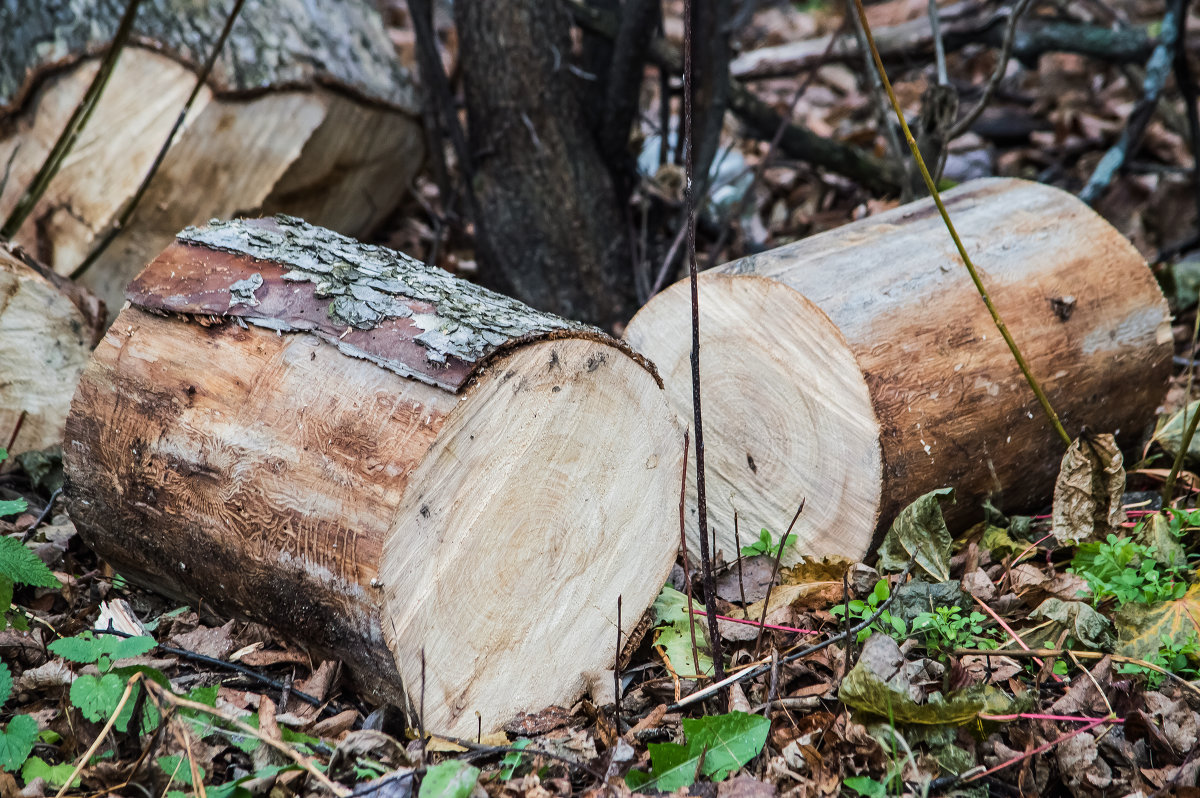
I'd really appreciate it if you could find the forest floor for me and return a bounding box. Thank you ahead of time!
[3,0,1200,796]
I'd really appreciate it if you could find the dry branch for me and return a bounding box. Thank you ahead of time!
[624,178,1171,565]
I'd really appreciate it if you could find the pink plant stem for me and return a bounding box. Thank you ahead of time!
[970,594,1064,683]
[964,716,1117,783]
[978,713,1124,723]
[691,610,818,636]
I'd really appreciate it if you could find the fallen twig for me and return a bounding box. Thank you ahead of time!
[1080,0,1189,205]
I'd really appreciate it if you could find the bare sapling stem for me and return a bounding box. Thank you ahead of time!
[682,0,726,682]
[72,0,247,280]
[2,0,144,240]
[850,0,1072,449]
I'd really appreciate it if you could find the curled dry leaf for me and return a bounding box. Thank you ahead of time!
[1051,433,1126,545]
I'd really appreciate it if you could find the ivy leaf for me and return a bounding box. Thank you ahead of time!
[70,673,128,723]
[0,537,58,588]
[419,760,480,798]
[1051,433,1125,545]
[157,755,204,786]
[0,662,12,708]
[101,634,156,661]
[0,715,37,772]
[0,500,25,519]
[878,488,954,582]
[843,777,888,798]
[21,756,80,789]
[49,632,104,664]
[1115,581,1200,662]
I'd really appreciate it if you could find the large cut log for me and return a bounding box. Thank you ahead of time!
[63,217,682,736]
[624,178,1171,565]
[0,242,105,455]
[0,0,423,317]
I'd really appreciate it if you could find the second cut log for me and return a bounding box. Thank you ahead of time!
[624,178,1171,565]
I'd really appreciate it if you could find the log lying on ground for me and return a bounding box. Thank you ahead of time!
[624,178,1171,565]
[0,243,105,455]
[63,217,683,736]
[0,0,423,316]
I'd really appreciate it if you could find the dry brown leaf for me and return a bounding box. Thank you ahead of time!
[1051,432,1126,545]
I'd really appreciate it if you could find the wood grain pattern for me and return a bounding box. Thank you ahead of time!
[65,224,684,735]
[625,178,1172,564]
[0,243,104,454]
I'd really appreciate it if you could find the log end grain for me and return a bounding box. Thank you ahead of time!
[625,273,882,566]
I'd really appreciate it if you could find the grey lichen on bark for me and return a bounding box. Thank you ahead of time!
[180,216,595,366]
[0,0,417,113]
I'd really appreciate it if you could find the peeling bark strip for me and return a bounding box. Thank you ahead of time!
[131,216,595,391]
[0,0,416,113]
[625,178,1172,566]
[66,225,684,736]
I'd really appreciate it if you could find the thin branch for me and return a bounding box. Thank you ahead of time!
[71,0,247,280]
[1080,0,1189,205]
[3,0,144,239]
[851,0,1072,448]
[145,682,351,796]
[753,499,804,657]
[682,0,726,684]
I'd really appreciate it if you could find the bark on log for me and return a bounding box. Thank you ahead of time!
[0,242,104,455]
[0,0,423,317]
[624,178,1171,565]
[63,217,683,736]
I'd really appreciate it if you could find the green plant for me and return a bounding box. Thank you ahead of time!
[625,711,770,791]
[830,580,906,644]
[48,631,166,733]
[740,527,797,558]
[1117,631,1200,687]
[910,606,996,656]
[1070,534,1188,606]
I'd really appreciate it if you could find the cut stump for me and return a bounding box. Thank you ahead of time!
[0,243,105,455]
[63,217,684,736]
[624,178,1171,564]
[0,0,423,316]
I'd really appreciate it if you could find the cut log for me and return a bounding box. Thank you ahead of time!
[0,0,423,317]
[624,178,1171,565]
[0,242,105,455]
[63,217,683,736]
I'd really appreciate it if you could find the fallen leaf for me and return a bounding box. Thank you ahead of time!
[1153,399,1200,462]
[838,635,999,725]
[878,488,954,581]
[1114,580,1200,662]
[1028,598,1115,650]
[1051,433,1126,545]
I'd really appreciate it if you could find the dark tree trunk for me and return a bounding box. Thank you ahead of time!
[456,0,636,328]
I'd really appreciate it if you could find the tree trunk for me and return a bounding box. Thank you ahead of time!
[0,243,104,455]
[63,217,683,736]
[624,178,1171,565]
[0,0,423,318]
[456,0,636,328]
